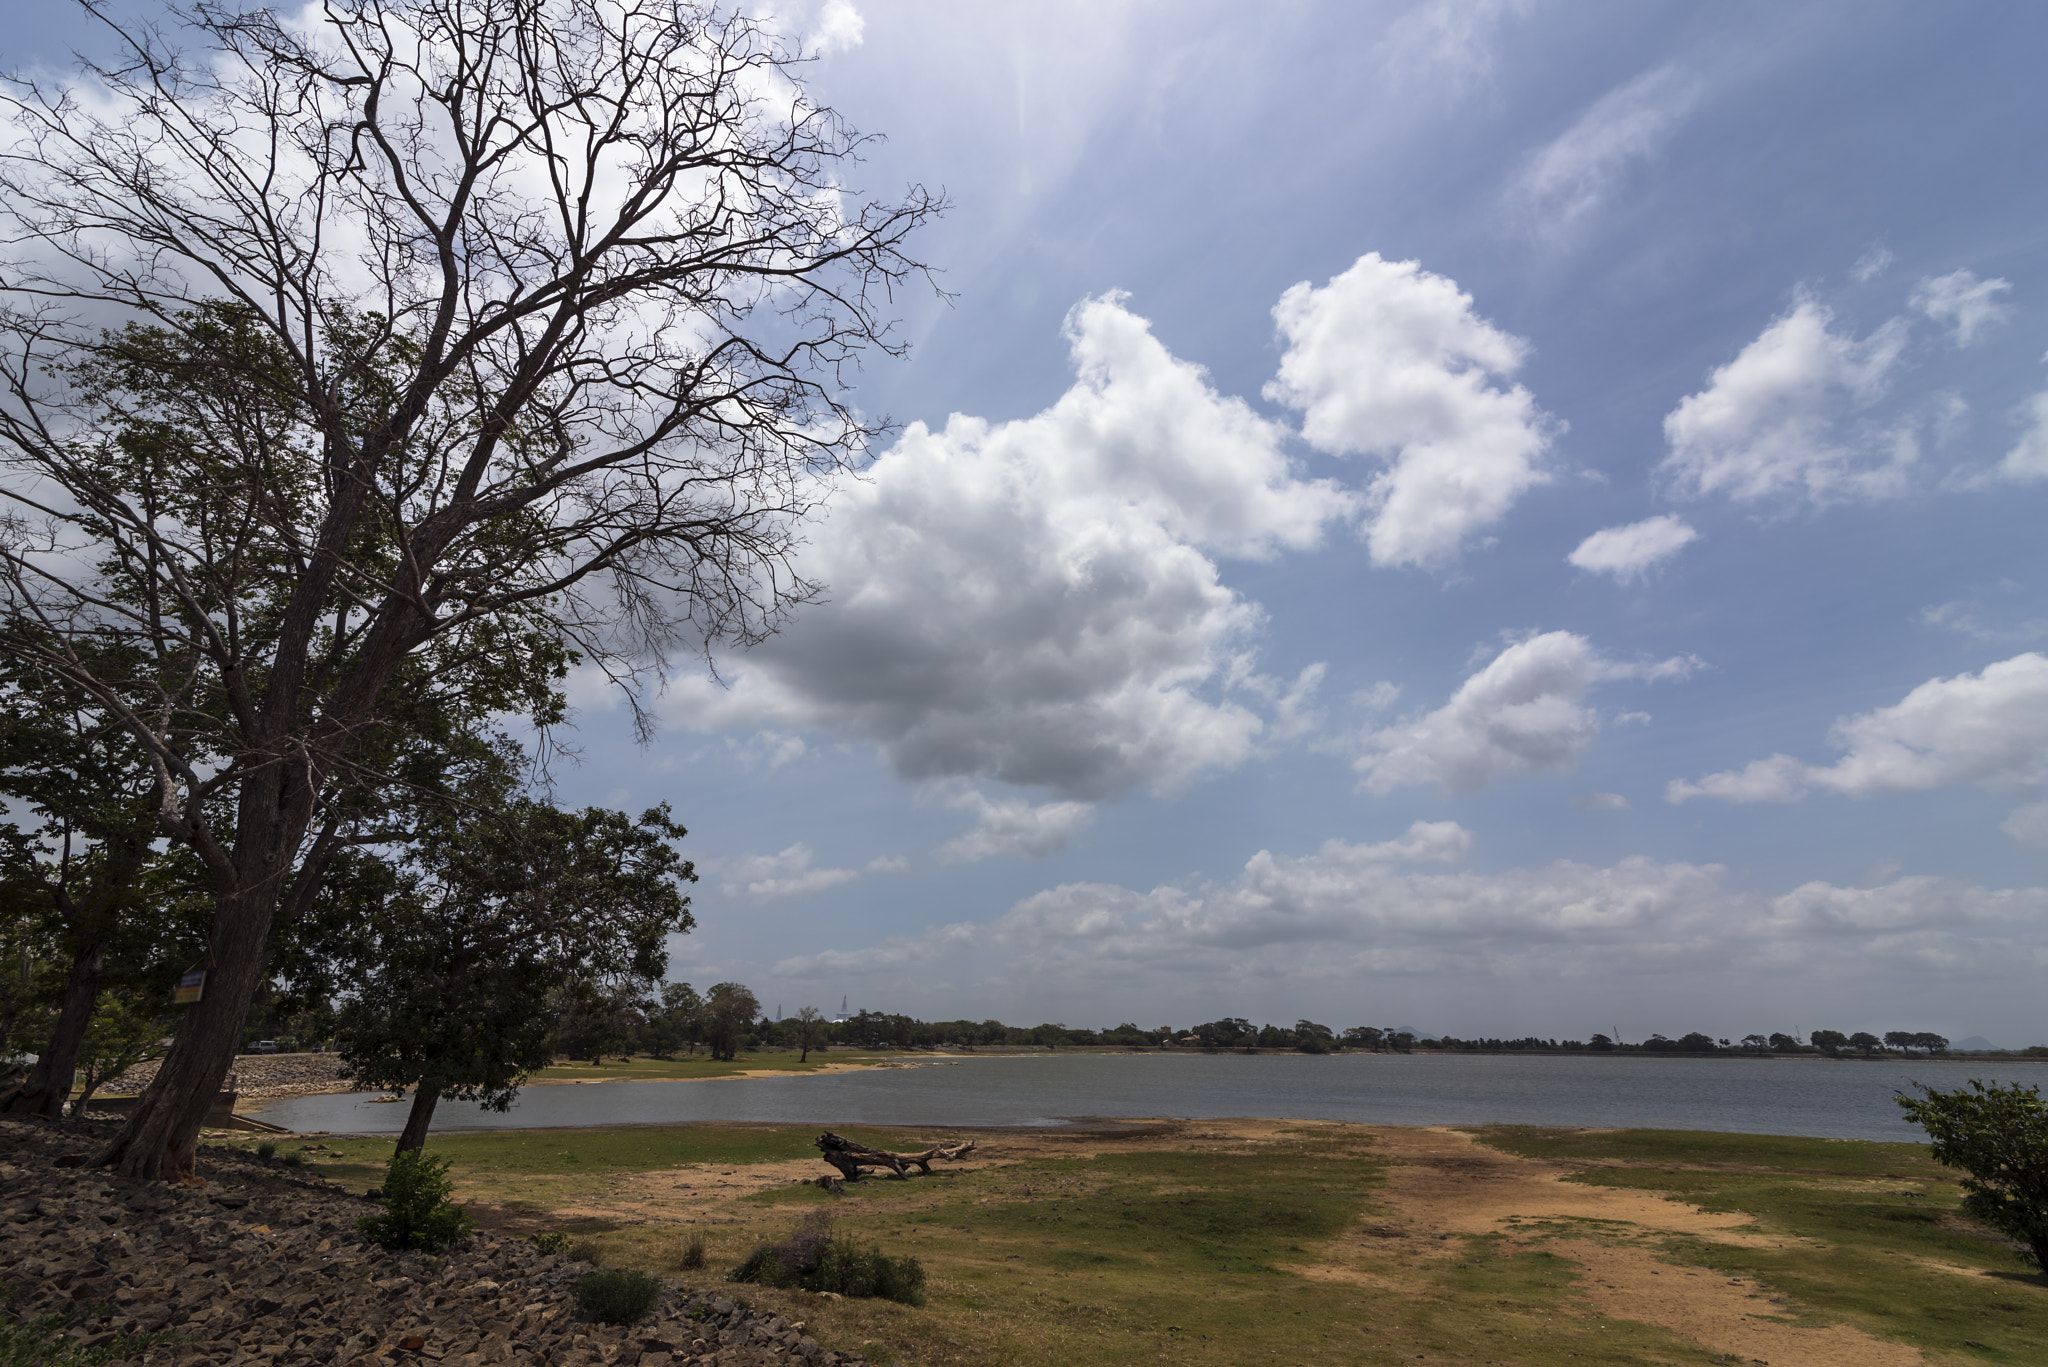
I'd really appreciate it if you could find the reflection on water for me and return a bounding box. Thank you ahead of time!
[252,1051,2048,1142]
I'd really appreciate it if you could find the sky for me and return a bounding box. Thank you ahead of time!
[13,1,2048,1045]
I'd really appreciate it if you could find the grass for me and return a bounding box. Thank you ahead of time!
[1475,1126,2048,1361]
[288,1122,1726,1367]
[258,1120,2048,1367]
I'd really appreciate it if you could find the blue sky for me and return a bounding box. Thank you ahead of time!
[17,1,2048,1043]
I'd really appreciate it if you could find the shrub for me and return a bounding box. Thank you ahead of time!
[564,1239,604,1264]
[255,1141,276,1159]
[282,1150,305,1168]
[572,1269,662,1325]
[678,1234,707,1270]
[1898,1079,2048,1270]
[530,1231,570,1255]
[356,1150,475,1251]
[728,1211,925,1305]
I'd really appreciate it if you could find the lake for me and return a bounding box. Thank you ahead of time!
[250,1051,2048,1142]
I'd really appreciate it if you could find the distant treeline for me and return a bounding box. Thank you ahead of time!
[233,987,2046,1062]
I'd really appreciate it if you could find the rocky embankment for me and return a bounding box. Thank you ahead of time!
[0,1120,865,1367]
[99,1054,355,1102]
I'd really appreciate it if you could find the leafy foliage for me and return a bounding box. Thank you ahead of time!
[571,1269,662,1326]
[1897,1079,2048,1269]
[728,1211,926,1305]
[356,1150,475,1251]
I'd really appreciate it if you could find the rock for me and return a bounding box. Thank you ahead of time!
[0,1119,868,1367]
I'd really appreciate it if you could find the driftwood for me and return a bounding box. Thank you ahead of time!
[814,1130,977,1181]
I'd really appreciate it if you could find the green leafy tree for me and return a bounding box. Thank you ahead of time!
[702,983,763,1063]
[1810,1029,1848,1055]
[793,1006,829,1063]
[1896,1080,2048,1270]
[72,993,171,1116]
[1293,1020,1335,1054]
[0,0,935,1181]
[304,802,694,1153]
[1849,1032,1883,1056]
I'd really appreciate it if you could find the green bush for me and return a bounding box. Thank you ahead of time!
[530,1231,570,1254]
[728,1211,925,1305]
[255,1141,276,1159]
[282,1149,305,1168]
[572,1269,662,1325]
[564,1239,604,1264]
[678,1234,707,1270]
[356,1149,475,1251]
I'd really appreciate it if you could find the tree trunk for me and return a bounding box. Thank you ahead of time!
[0,939,104,1119]
[397,1079,442,1155]
[94,876,280,1182]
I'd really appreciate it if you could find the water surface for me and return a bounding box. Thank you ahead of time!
[252,1051,2047,1142]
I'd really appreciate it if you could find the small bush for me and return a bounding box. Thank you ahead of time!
[357,1149,475,1251]
[564,1239,604,1264]
[530,1231,570,1255]
[282,1150,305,1168]
[678,1234,707,1270]
[255,1141,276,1159]
[728,1211,925,1305]
[572,1269,662,1325]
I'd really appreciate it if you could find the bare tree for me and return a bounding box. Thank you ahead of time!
[0,0,936,1179]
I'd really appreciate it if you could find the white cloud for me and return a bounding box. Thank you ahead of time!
[715,843,862,903]
[936,790,1098,863]
[1374,0,1532,97]
[775,835,2048,998]
[1910,269,2013,347]
[1267,253,1559,568]
[1661,298,1911,504]
[1666,754,1809,805]
[1668,654,2048,842]
[2002,802,2048,850]
[1851,245,1895,283]
[1566,515,1699,582]
[1572,792,1630,811]
[1506,65,1704,239]
[864,855,910,875]
[663,293,1357,800]
[1992,387,2048,484]
[807,0,865,56]
[1352,631,1695,795]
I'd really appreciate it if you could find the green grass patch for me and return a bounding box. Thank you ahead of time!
[1474,1126,2048,1361]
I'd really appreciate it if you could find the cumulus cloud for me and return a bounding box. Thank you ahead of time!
[1351,631,1695,795]
[775,833,2048,997]
[1506,64,1704,239]
[1910,269,2013,347]
[1566,515,1699,582]
[1267,253,1559,568]
[1661,298,1912,505]
[807,0,865,56]
[936,790,1098,863]
[1668,653,2048,841]
[714,843,863,903]
[662,293,1357,800]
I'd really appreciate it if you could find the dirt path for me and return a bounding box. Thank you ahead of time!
[1342,1126,1926,1367]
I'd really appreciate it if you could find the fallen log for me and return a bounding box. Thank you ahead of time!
[814,1131,977,1181]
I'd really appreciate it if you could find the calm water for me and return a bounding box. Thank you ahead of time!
[251,1052,2048,1142]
